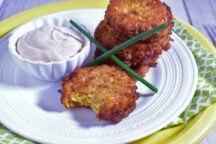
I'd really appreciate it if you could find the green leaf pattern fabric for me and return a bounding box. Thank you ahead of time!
[170,20,216,126]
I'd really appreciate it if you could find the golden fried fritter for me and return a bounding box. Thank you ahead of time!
[94,20,170,70]
[105,0,173,41]
[134,65,149,77]
[61,65,138,123]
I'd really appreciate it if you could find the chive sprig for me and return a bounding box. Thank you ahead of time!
[86,23,167,66]
[69,20,159,93]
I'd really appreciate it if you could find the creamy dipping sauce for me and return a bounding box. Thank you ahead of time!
[16,24,84,62]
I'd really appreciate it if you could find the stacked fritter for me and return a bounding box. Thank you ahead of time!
[95,0,174,76]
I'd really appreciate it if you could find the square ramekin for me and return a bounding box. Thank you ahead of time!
[8,18,91,81]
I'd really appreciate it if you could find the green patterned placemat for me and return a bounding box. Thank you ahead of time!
[169,20,216,126]
[0,20,215,144]
[0,124,33,144]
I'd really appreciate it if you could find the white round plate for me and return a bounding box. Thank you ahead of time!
[0,9,198,144]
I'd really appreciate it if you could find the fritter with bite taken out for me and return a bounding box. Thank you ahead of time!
[61,65,138,123]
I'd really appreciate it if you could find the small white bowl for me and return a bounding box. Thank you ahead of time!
[8,18,91,81]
